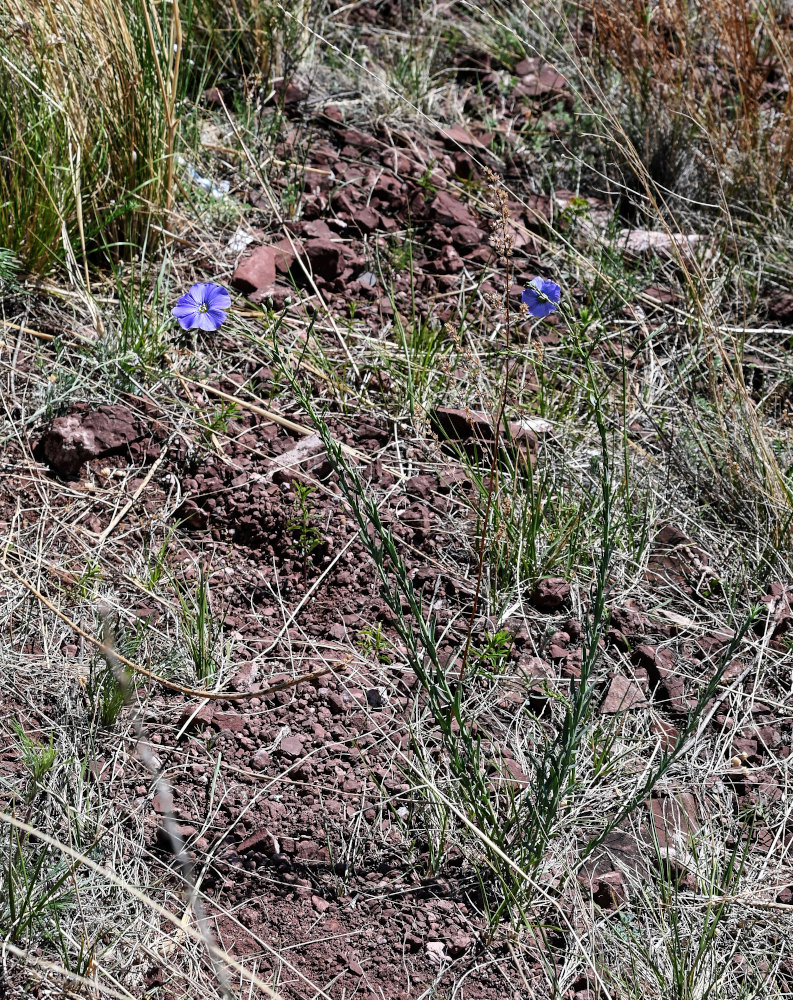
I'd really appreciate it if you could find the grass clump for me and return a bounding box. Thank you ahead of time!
[180,0,311,95]
[0,0,181,273]
[579,0,793,217]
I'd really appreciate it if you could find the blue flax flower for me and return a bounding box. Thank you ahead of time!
[172,282,231,331]
[522,277,561,318]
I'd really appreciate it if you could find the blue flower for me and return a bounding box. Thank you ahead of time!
[521,277,561,318]
[172,282,231,331]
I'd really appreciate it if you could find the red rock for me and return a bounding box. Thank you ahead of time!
[654,523,692,547]
[351,206,380,234]
[593,871,627,909]
[312,894,330,913]
[279,736,304,759]
[431,190,478,228]
[336,127,378,151]
[327,692,346,715]
[331,188,357,217]
[697,629,735,656]
[732,737,758,757]
[425,941,449,965]
[212,712,245,733]
[265,433,325,484]
[303,238,344,281]
[631,644,675,682]
[650,717,679,750]
[400,504,431,539]
[238,828,279,855]
[173,498,208,530]
[272,238,298,273]
[296,840,319,860]
[37,415,96,477]
[647,792,699,848]
[767,291,793,323]
[231,662,259,691]
[520,63,568,97]
[300,219,333,240]
[37,404,161,477]
[502,758,532,789]
[531,577,571,611]
[642,284,678,306]
[265,285,295,311]
[202,87,224,106]
[599,674,647,713]
[405,474,438,500]
[449,224,486,250]
[439,125,487,149]
[432,407,538,449]
[178,702,215,731]
[231,245,277,297]
[658,674,688,713]
[609,606,647,635]
[372,172,404,204]
[273,79,308,105]
[447,932,473,957]
[515,57,539,77]
[152,793,168,814]
[619,229,704,260]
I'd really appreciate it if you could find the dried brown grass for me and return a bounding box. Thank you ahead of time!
[579,0,793,212]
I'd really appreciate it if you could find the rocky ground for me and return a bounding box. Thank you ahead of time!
[3,1,793,997]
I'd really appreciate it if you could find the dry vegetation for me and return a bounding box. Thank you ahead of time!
[2,0,793,997]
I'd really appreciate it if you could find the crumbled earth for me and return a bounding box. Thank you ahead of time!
[5,387,793,995]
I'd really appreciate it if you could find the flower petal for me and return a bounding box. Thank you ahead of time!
[522,277,560,317]
[541,279,561,304]
[195,308,226,331]
[174,310,201,330]
[205,308,228,329]
[175,288,200,308]
[187,283,210,304]
[204,284,231,311]
[172,302,198,319]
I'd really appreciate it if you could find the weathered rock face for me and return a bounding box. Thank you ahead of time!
[531,576,571,611]
[36,404,163,477]
[230,245,278,297]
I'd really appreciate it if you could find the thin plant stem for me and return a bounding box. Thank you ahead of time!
[456,171,516,698]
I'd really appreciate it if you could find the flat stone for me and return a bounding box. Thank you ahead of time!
[599,674,648,713]
[647,792,700,848]
[178,703,215,731]
[279,736,304,759]
[212,712,245,733]
[37,404,160,477]
[231,245,278,296]
[431,190,478,228]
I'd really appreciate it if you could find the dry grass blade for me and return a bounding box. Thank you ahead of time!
[1,559,339,701]
[0,812,287,1000]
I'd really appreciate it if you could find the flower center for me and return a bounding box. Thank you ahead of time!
[197,302,208,313]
